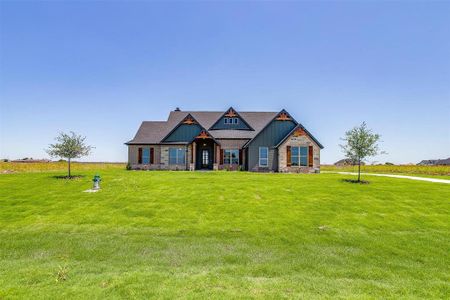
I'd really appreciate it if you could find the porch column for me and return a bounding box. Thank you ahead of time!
[213,144,219,170]
[190,142,196,171]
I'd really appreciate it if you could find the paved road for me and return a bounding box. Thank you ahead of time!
[322,171,450,184]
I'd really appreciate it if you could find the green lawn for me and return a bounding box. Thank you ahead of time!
[321,164,450,179]
[0,170,449,299]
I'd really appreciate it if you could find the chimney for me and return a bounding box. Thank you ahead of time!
[174,107,181,111]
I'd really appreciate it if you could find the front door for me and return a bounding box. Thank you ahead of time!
[201,149,209,169]
[195,140,214,170]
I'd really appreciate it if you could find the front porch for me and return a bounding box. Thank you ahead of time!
[188,131,245,171]
[190,138,219,171]
[189,131,221,171]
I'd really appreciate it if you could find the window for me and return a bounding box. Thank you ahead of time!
[142,148,150,164]
[224,117,239,125]
[169,147,186,165]
[291,146,308,166]
[202,149,208,165]
[224,149,239,165]
[259,147,268,167]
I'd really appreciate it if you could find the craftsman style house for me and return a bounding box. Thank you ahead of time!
[125,107,323,172]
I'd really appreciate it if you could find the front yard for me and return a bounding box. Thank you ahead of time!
[0,169,449,299]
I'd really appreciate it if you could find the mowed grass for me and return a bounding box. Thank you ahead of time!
[321,164,450,178]
[0,168,449,299]
[0,162,125,173]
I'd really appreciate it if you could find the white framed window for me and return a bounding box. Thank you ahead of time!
[233,118,239,124]
[259,147,268,167]
[224,149,239,165]
[169,147,186,165]
[224,118,229,124]
[291,146,308,166]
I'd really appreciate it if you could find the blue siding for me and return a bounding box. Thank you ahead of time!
[247,120,296,171]
[210,116,251,130]
[164,124,203,142]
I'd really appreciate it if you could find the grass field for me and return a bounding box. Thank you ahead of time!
[3,162,449,177]
[0,165,449,299]
[321,164,450,179]
[0,161,125,173]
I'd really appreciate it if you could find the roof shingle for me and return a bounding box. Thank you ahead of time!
[126,111,278,144]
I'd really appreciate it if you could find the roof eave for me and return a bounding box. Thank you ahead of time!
[125,141,161,145]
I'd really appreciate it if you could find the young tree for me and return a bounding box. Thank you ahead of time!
[340,122,382,182]
[46,132,93,178]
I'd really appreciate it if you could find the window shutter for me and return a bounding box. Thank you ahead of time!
[220,149,224,164]
[150,147,154,164]
[138,147,142,164]
[286,146,291,167]
[239,149,243,165]
[308,146,313,167]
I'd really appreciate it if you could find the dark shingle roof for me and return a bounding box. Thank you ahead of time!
[167,111,277,138]
[216,139,250,149]
[126,111,277,144]
[126,110,323,150]
[417,158,450,165]
[126,121,168,144]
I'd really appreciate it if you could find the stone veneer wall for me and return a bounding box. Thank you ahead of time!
[159,145,190,170]
[249,148,276,172]
[129,144,190,170]
[128,145,161,170]
[278,135,320,173]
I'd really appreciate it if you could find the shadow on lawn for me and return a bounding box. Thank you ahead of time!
[342,178,370,184]
[52,175,86,180]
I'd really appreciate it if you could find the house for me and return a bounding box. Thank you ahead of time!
[417,158,450,166]
[334,159,365,166]
[125,107,323,172]
[11,158,52,163]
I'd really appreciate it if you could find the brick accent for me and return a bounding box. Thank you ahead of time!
[128,145,161,170]
[129,144,190,170]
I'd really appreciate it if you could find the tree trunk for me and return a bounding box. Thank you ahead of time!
[358,158,361,182]
[68,158,71,178]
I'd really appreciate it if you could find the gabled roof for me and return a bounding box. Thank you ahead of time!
[208,107,254,131]
[160,113,221,145]
[242,109,297,148]
[275,123,324,149]
[125,109,322,147]
[166,110,277,139]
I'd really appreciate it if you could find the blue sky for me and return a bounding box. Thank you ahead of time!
[1,1,449,164]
